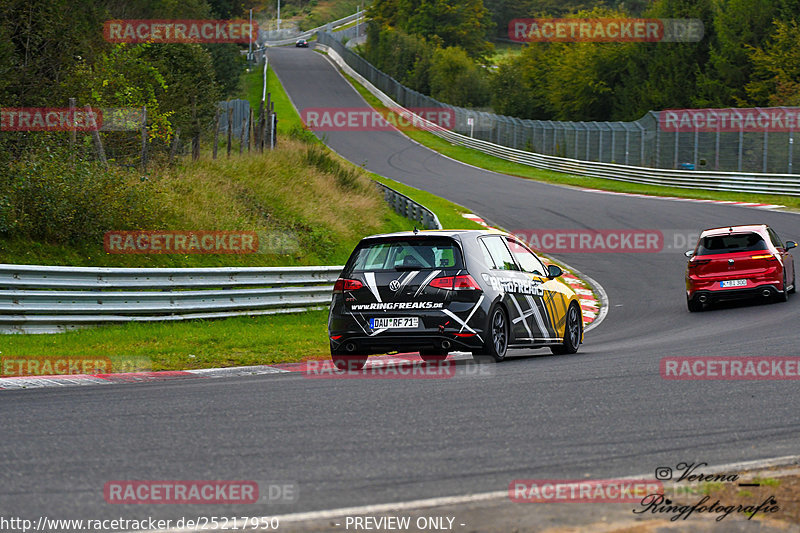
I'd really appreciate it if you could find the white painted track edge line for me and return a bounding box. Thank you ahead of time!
[145,455,800,532]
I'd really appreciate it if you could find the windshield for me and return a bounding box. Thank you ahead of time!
[696,233,768,255]
[349,238,464,271]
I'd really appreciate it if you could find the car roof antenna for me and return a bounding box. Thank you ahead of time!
[413,226,419,235]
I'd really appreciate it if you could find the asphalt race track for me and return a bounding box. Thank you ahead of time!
[2,45,800,530]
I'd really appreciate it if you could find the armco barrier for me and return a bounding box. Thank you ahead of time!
[317,33,800,195]
[259,10,364,47]
[0,264,342,334]
[375,182,441,229]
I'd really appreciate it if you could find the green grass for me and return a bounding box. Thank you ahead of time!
[340,71,800,211]
[0,311,332,371]
[240,66,306,137]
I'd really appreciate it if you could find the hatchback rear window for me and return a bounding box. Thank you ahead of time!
[349,238,464,271]
[696,233,768,255]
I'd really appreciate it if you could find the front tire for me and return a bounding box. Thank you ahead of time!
[551,302,582,355]
[472,305,508,363]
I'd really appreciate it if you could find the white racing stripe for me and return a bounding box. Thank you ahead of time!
[363,272,382,303]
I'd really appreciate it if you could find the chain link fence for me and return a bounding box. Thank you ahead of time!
[318,32,800,175]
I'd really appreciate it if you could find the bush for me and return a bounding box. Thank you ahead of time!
[0,149,165,244]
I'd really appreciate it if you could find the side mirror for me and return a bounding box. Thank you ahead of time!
[785,240,797,250]
[684,250,694,258]
[547,264,563,279]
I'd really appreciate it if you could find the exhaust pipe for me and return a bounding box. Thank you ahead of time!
[698,295,708,304]
[762,289,772,298]
[345,342,357,352]
[441,340,451,350]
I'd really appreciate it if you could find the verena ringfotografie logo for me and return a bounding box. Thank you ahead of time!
[103,480,298,504]
[510,18,703,43]
[300,107,456,131]
[661,357,800,380]
[104,231,258,255]
[509,479,663,503]
[660,107,800,132]
[103,20,257,44]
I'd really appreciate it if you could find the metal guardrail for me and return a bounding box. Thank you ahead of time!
[375,182,441,230]
[0,265,343,334]
[317,33,800,195]
[259,10,364,47]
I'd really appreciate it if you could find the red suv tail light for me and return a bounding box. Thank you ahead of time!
[750,254,777,261]
[430,274,481,290]
[333,278,363,293]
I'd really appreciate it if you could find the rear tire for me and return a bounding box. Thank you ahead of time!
[331,354,368,371]
[777,272,789,302]
[472,305,508,363]
[419,348,448,362]
[551,302,582,355]
[687,296,703,312]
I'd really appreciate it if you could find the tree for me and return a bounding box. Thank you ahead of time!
[746,20,800,106]
[429,46,490,107]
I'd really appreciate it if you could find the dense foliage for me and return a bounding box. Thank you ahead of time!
[365,0,800,121]
[0,0,254,160]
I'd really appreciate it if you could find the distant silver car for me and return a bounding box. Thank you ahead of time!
[296,39,309,48]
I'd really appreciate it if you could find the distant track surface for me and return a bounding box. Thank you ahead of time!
[2,46,800,526]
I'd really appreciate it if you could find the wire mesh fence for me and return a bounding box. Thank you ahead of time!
[318,31,800,175]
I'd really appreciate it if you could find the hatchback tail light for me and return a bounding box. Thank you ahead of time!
[430,274,481,290]
[688,258,711,268]
[333,278,363,293]
[750,254,777,260]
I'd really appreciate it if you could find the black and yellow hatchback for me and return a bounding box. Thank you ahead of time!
[328,229,584,370]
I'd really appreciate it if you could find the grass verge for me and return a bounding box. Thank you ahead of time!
[0,311,332,370]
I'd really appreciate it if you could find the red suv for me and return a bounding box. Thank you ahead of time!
[685,225,796,312]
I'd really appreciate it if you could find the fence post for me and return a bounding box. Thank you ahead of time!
[85,104,108,168]
[169,127,180,165]
[69,98,76,166]
[227,105,233,158]
[248,108,253,153]
[140,106,148,172]
[213,108,221,159]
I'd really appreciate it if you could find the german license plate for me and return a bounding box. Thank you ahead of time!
[721,279,747,288]
[369,317,418,329]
